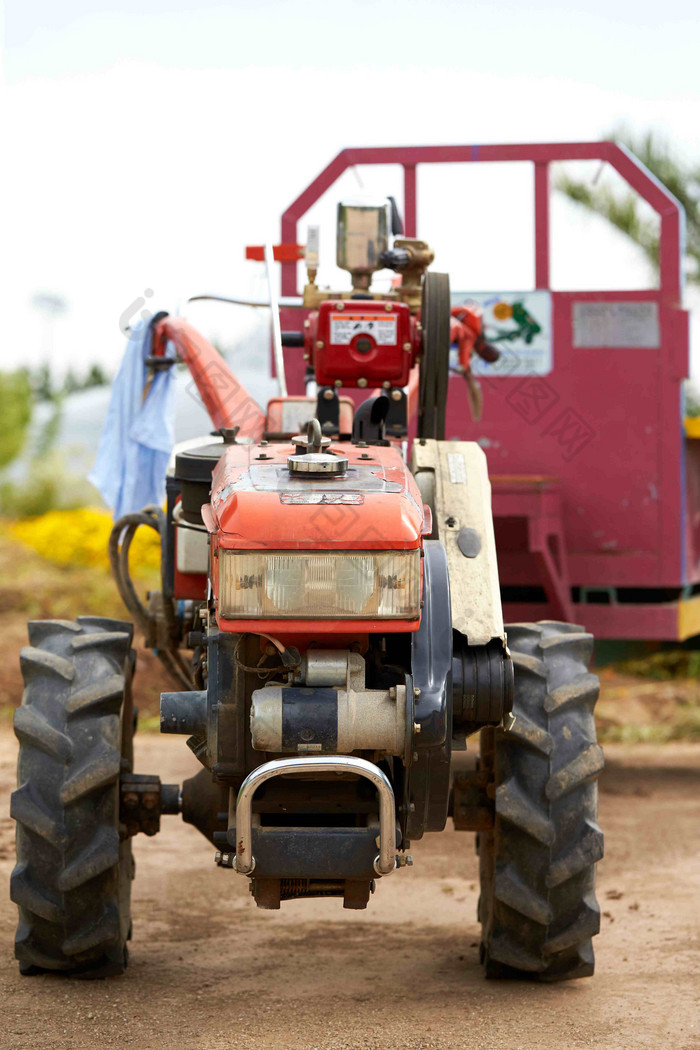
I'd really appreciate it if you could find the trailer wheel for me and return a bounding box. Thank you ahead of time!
[11,618,135,977]
[478,621,604,981]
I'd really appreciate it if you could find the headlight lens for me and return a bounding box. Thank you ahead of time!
[218,549,420,620]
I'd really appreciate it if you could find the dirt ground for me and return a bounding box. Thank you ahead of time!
[0,731,698,1050]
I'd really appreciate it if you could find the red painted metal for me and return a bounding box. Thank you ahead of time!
[153,316,265,439]
[206,440,423,636]
[534,162,550,289]
[503,601,682,641]
[310,299,418,388]
[280,142,683,303]
[492,478,574,623]
[246,244,304,262]
[403,164,417,239]
[276,142,691,640]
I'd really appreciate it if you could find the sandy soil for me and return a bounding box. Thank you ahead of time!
[0,732,699,1050]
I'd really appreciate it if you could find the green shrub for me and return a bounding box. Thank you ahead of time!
[0,370,32,469]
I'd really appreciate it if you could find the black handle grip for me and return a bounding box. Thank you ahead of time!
[474,340,501,364]
[281,331,305,348]
[144,355,177,370]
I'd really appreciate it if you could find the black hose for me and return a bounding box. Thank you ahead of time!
[108,506,193,690]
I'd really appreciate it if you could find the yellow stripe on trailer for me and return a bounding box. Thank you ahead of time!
[678,595,700,641]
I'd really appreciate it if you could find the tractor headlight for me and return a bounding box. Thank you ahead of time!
[218,549,420,620]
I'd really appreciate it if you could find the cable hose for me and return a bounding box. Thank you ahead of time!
[108,506,193,691]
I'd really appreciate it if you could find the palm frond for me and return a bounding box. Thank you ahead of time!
[554,128,700,284]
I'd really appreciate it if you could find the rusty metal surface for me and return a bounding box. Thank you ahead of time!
[120,773,163,838]
[452,768,494,832]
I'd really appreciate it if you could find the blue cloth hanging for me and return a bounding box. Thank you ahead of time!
[89,317,175,518]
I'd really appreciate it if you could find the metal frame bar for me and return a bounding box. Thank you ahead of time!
[233,755,396,876]
[280,141,684,303]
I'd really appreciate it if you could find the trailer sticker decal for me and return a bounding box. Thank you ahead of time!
[451,290,552,376]
[330,314,398,345]
[572,301,660,348]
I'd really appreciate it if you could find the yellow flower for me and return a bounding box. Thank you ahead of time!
[4,507,161,574]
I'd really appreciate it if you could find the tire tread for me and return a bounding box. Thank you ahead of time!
[480,620,603,981]
[11,618,134,977]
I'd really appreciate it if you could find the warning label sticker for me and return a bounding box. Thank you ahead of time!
[330,314,397,346]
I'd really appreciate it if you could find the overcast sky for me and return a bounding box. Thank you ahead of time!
[4,0,699,378]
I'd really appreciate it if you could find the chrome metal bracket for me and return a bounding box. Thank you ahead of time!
[232,755,397,877]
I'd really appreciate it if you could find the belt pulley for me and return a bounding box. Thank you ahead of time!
[418,271,451,441]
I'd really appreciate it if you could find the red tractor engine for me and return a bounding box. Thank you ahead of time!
[308,299,419,389]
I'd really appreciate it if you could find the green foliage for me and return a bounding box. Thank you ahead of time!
[0,370,32,469]
[31,363,56,402]
[555,128,700,285]
[84,363,109,389]
[0,450,93,517]
[30,362,111,403]
[684,382,700,419]
[598,711,700,743]
[0,474,60,518]
[611,648,700,681]
[33,402,63,458]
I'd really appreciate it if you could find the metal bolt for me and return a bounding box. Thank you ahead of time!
[414,687,421,698]
[403,341,412,352]
[445,516,456,528]
[382,381,391,389]
[334,379,342,387]
[303,353,309,361]
[413,751,419,762]
[409,802,415,813]
[385,302,393,312]
[259,439,269,446]
[304,319,311,328]
[357,377,368,388]
[336,300,345,310]
[413,722,421,734]
[391,389,402,401]
[214,851,222,865]
[316,340,324,350]
[323,388,334,400]
[406,855,414,866]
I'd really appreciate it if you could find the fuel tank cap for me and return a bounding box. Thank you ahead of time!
[287,419,348,477]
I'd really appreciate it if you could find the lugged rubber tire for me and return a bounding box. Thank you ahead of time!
[478,621,604,981]
[11,617,135,977]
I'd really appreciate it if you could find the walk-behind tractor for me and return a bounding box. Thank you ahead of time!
[11,195,603,982]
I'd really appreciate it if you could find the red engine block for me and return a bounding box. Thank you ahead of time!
[308,300,419,388]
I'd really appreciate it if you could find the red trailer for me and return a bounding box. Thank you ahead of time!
[276,142,697,644]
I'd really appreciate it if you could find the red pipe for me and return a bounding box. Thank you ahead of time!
[153,316,265,439]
